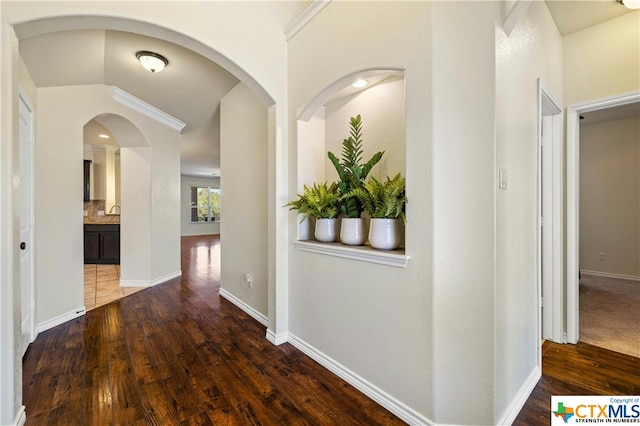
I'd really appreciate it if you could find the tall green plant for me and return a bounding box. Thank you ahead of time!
[348,173,407,223]
[328,115,384,218]
[284,181,341,222]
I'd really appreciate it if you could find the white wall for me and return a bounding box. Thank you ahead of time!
[564,10,640,106]
[288,2,433,422]
[580,115,640,277]
[324,76,406,181]
[494,1,563,420]
[220,82,268,317]
[181,175,221,236]
[35,84,180,321]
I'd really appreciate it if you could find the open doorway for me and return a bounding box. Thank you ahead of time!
[574,100,640,357]
[566,91,640,350]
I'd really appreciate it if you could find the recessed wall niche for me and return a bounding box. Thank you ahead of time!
[294,70,408,265]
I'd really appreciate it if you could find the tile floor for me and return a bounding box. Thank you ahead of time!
[84,264,145,311]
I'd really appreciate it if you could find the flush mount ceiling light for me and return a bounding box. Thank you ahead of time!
[617,0,640,9]
[352,79,368,88]
[136,51,169,73]
[98,133,110,139]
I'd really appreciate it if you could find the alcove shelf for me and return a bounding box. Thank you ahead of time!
[294,240,409,268]
[294,69,408,267]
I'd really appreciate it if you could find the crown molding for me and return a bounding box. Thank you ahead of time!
[285,0,331,41]
[111,86,186,133]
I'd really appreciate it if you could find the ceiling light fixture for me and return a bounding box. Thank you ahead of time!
[352,79,368,88]
[98,134,110,139]
[617,0,640,9]
[136,51,169,73]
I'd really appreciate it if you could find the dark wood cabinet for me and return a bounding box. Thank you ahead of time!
[84,224,120,264]
[84,160,91,201]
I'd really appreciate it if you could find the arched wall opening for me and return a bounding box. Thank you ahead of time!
[2,7,292,422]
[293,68,409,266]
[8,13,281,338]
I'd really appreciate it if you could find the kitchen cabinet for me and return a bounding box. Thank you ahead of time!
[84,160,91,201]
[84,224,120,264]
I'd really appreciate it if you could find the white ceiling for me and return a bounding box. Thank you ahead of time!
[20,29,240,178]
[544,0,635,36]
[18,1,638,177]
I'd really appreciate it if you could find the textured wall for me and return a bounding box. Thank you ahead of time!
[288,1,433,422]
[220,83,269,316]
[494,0,564,420]
[580,116,640,277]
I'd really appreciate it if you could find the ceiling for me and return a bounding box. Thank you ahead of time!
[18,1,638,177]
[20,29,240,178]
[544,0,635,36]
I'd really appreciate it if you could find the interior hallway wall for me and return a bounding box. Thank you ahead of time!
[494,0,563,419]
[288,1,433,422]
[220,82,268,317]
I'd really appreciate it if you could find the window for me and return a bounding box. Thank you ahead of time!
[190,186,221,222]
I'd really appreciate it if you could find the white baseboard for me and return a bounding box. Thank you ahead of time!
[37,307,85,334]
[496,366,540,426]
[580,270,640,282]
[219,288,268,327]
[120,270,182,288]
[13,406,26,426]
[287,333,433,426]
[266,329,288,345]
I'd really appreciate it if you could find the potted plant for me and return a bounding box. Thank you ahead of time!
[285,181,341,242]
[328,114,384,245]
[348,173,407,250]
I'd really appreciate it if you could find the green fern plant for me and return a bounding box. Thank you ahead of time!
[284,181,341,222]
[328,115,384,218]
[348,173,407,223]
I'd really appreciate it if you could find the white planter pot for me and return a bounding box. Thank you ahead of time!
[368,218,401,250]
[340,218,368,246]
[315,218,338,243]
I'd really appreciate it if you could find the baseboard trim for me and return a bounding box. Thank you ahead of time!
[266,329,289,345]
[219,288,268,327]
[496,366,540,426]
[580,270,640,282]
[120,270,182,288]
[13,405,26,426]
[287,333,433,426]
[37,307,86,334]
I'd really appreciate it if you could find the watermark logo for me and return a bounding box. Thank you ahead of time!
[551,396,640,425]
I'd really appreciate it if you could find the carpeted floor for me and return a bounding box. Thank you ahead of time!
[579,273,640,358]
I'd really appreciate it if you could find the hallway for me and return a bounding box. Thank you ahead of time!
[22,235,403,425]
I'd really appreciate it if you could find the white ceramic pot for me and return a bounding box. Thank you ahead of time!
[340,218,368,246]
[368,218,401,250]
[315,218,338,243]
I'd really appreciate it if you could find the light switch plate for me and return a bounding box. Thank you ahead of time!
[498,167,508,190]
[97,210,105,216]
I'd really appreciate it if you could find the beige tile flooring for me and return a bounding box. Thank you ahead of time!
[84,264,145,311]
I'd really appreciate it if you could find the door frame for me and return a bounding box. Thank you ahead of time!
[18,87,36,355]
[566,90,640,343]
[537,79,563,352]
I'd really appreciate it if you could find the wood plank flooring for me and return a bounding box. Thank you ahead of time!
[22,235,404,425]
[514,340,640,425]
[23,234,640,425]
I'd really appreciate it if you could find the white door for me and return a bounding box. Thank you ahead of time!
[19,91,35,355]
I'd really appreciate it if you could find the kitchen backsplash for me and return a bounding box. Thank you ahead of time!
[83,200,120,224]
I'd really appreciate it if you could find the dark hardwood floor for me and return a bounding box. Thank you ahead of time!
[22,235,404,425]
[22,234,640,425]
[514,340,640,425]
